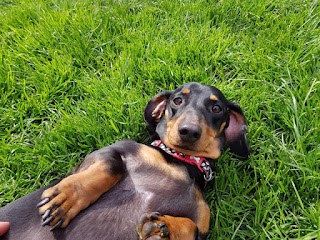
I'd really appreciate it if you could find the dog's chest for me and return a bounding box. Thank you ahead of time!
[122,149,198,217]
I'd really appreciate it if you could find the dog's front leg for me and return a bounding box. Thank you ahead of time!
[37,140,132,230]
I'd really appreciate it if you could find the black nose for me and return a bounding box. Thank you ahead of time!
[178,124,202,142]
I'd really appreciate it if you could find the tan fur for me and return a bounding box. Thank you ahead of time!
[159,215,197,240]
[195,188,210,234]
[210,95,218,101]
[39,161,121,228]
[137,144,188,182]
[182,88,191,95]
[219,121,227,133]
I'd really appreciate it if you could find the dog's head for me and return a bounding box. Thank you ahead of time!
[144,82,249,160]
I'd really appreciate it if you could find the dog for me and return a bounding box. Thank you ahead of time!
[0,82,249,239]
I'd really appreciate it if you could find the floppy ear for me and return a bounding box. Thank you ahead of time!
[144,91,173,133]
[225,102,250,159]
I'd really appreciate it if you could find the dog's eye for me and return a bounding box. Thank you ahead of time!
[173,97,183,106]
[212,105,222,113]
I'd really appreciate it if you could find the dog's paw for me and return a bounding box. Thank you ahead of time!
[138,212,170,240]
[37,175,89,230]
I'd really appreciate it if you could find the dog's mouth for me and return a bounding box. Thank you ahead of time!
[173,143,196,152]
[166,143,208,159]
[168,140,206,156]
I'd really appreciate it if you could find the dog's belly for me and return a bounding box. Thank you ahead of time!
[54,172,198,240]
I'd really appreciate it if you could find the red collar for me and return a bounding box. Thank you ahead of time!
[151,140,214,182]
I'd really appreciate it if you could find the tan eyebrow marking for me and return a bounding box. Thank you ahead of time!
[210,95,218,101]
[182,88,191,95]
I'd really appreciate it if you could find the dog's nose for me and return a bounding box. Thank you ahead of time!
[178,124,202,142]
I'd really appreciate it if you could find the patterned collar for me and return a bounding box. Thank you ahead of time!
[151,140,214,182]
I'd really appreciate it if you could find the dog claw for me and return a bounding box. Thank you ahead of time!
[140,212,161,223]
[37,197,50,208]
[42,215,54,227]
[42,209,51,220]
[159,222,169,237]
[50,219,63,231]
[150,212,161,220]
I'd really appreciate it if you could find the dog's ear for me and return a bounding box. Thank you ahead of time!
[144,91,173,133]
[225,102,250,159]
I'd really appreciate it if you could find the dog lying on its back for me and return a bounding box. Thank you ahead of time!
[0,82,249,240]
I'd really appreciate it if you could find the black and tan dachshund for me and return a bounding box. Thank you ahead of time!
[0,82,249,240]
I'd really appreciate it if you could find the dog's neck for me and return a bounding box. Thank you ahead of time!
[151,140,214,182]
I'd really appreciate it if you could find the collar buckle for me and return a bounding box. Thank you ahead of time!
[201,160,214,181]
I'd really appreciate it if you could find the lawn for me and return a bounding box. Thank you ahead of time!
[0,0,319,239]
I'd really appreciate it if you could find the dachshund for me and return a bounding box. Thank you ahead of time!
[0,82,249,239]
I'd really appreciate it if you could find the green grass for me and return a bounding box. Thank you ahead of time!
[1,0,319,239]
